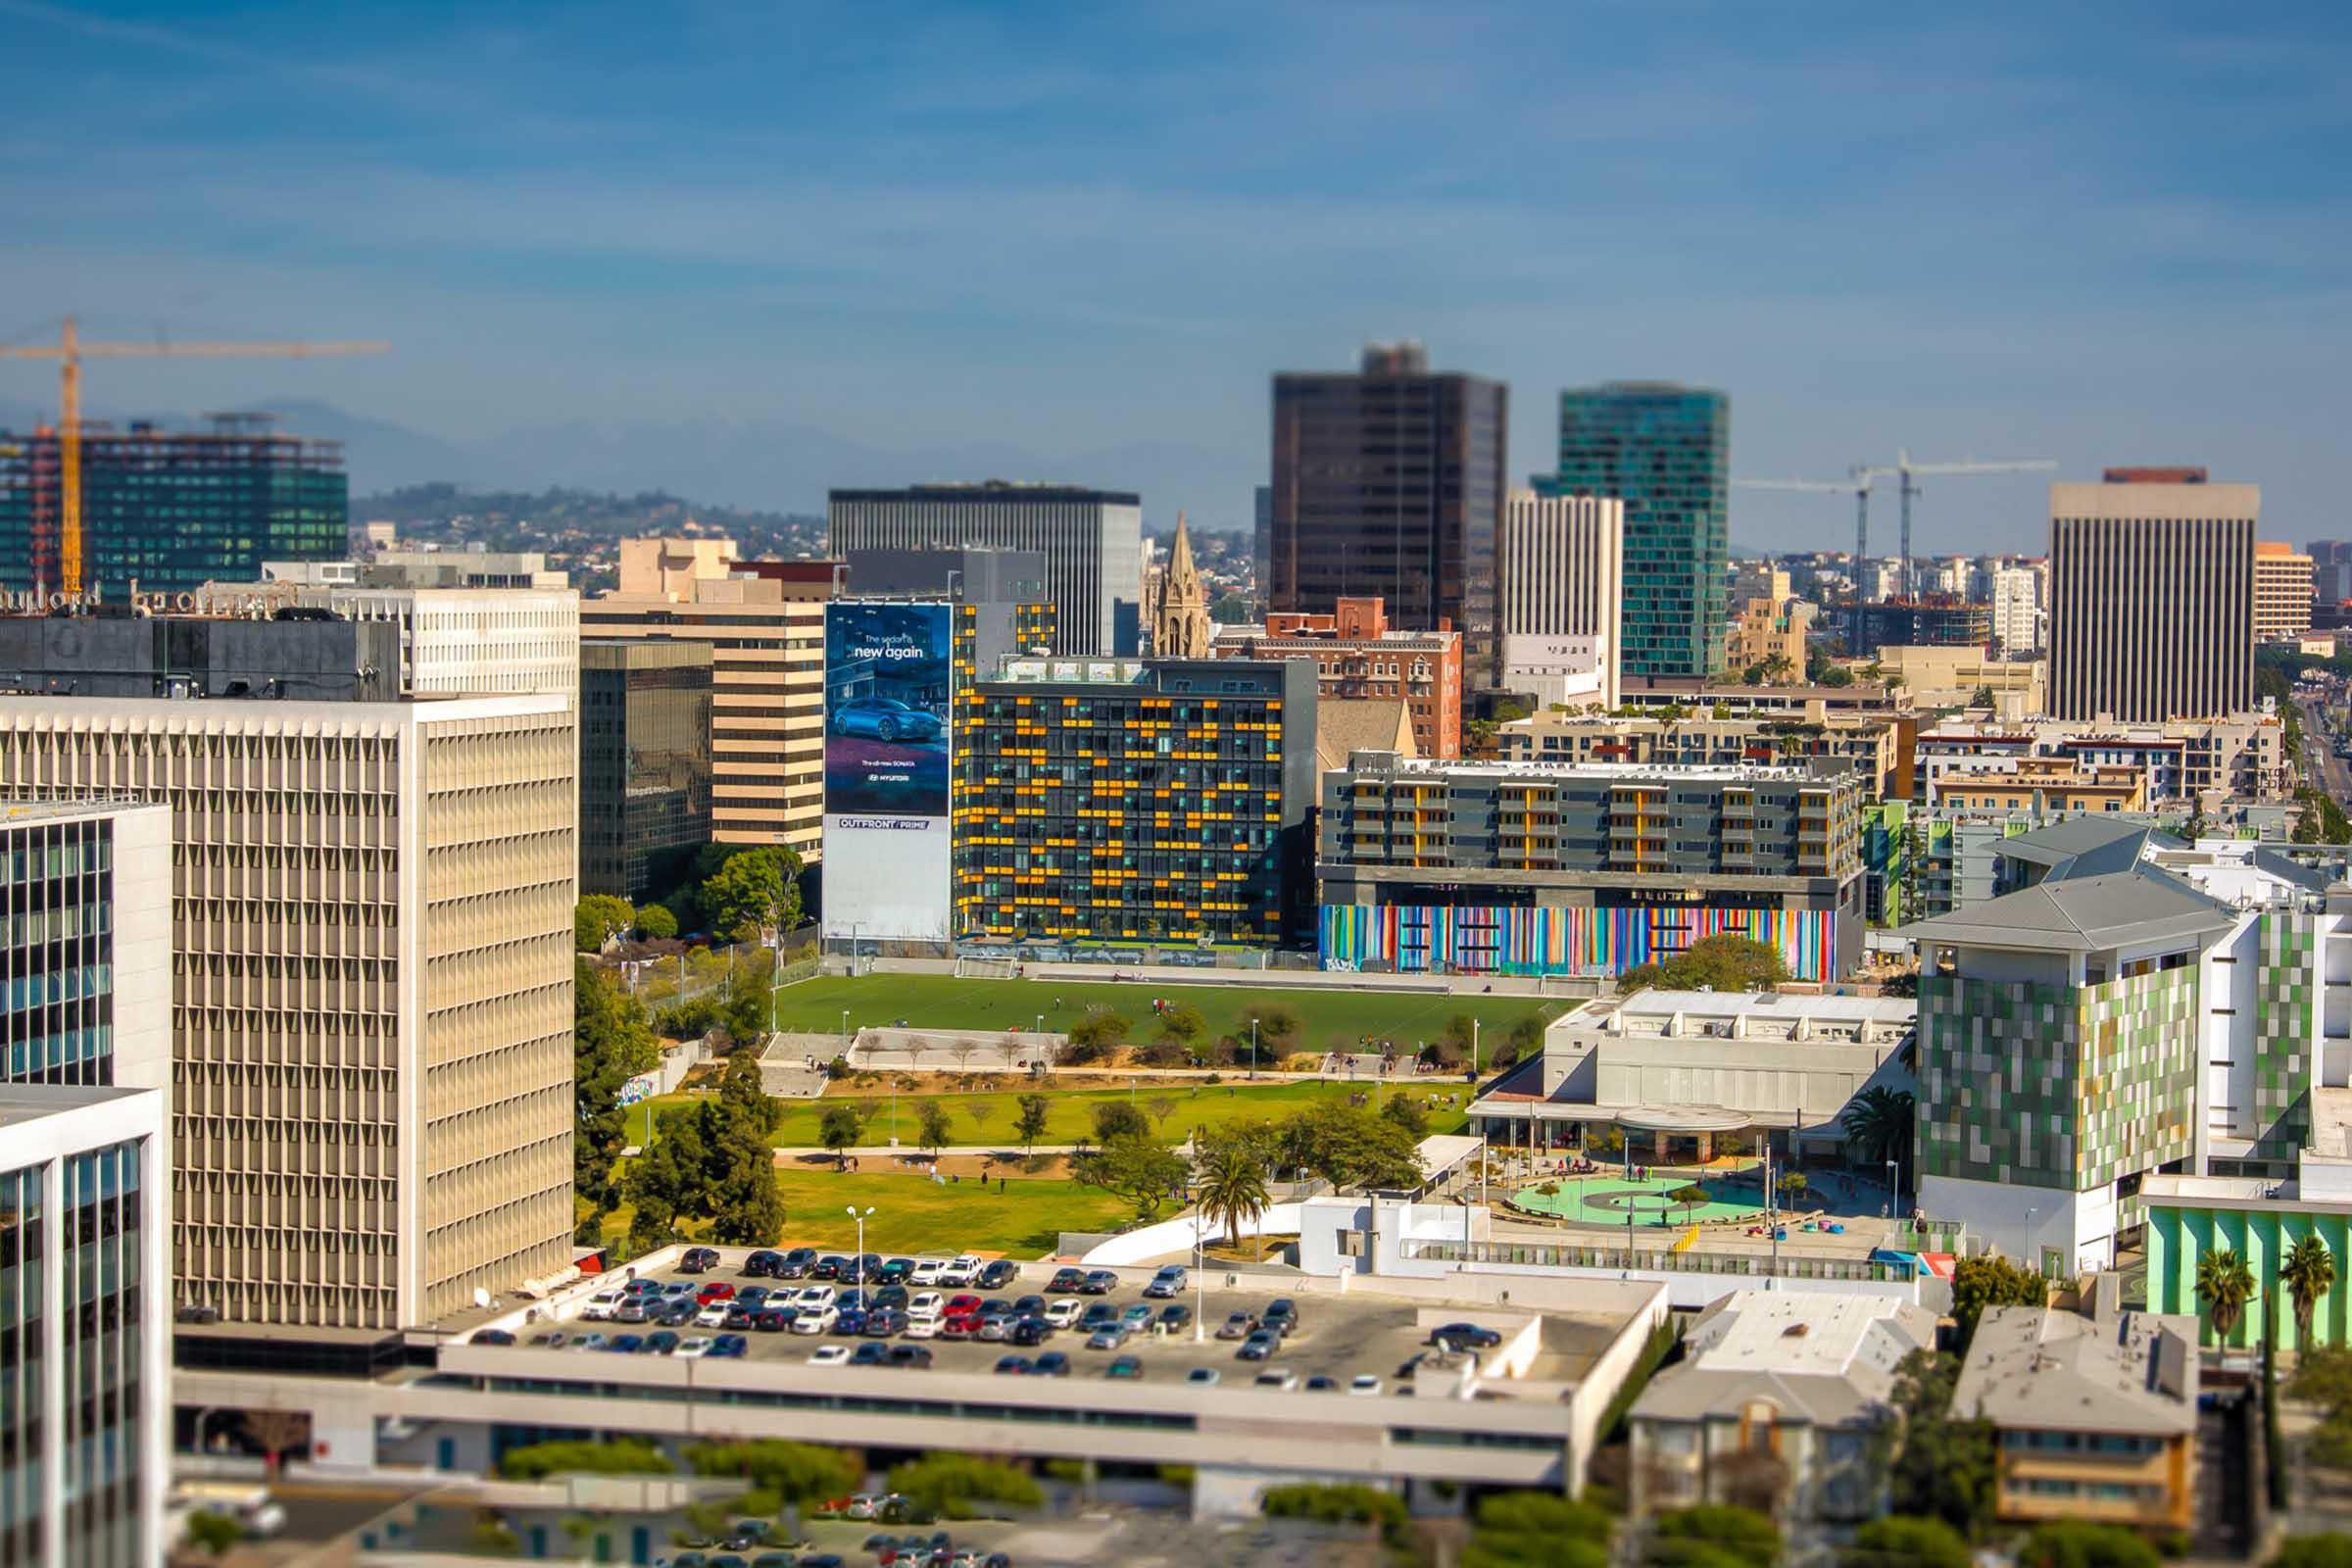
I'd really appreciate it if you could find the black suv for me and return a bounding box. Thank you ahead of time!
[743,1250,783,1278]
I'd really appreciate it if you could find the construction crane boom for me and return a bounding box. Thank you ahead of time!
[1889,450,2056,601]
[0,315,388,595]
[1734,466,1887,652]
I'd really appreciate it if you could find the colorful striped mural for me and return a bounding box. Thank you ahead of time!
[1317,904,1839,981]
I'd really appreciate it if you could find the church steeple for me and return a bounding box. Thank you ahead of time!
[1149,512,1212,658]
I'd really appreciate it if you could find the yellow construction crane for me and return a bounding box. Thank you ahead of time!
[0,316,387,595]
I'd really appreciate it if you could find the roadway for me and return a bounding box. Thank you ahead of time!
[2297,694,2352,802]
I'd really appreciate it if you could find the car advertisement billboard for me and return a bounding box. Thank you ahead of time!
[823,601,955,944]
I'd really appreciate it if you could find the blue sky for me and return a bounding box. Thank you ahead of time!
[2,1,2348,549]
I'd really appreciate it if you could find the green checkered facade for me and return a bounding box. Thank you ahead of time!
[2253,913,2316,1162]
[1921,965,2199,1193]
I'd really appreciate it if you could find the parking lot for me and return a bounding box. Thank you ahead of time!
[506,1248,1608,1396]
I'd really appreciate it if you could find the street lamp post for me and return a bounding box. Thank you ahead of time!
[1249,1017,1258,1080]
[1886,1157,1901,1234]
[848,1206,875,1298]
[840,1009,850,1061]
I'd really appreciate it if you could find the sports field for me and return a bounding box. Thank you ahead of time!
[752,973,1564,1066]
[1510,1173,1769,1227]
[593,1169,1131,1257]
[640,1077,1473,1151]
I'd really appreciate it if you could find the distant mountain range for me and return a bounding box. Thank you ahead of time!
[0,396,1256,531]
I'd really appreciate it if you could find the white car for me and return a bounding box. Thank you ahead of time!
[910,1259,950,1287]
[793,1285,836,1312]
[1348,1375,1385,1396]
[1253,1368,1299,1392]
[907,1291,946,1319]
[790,1305,838,1336]
[674,1336,715,1359]
[579,1289,623,1322]
[938,1255,982,1287]
[695,1303,729,1328]
[807,1345,852,1367]
[1043,1298,1083,1328]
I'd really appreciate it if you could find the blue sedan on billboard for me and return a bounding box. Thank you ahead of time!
[829,697,943,743]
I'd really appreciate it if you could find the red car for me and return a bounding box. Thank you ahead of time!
[944,1294,984,1322]
[696,1282,736,1306]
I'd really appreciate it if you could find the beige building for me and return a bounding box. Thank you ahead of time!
[583,539,838,860]
[0,694,578,1329]
[1723,594,1817,681]
[1927,756,2147,813]
[205,578,580,700]
[1874,644,2046,712]
[2255,540,2315,641]
[2048,473,2257,722]
[1497,707,1905,798]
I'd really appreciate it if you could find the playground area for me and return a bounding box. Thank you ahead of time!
[1503,1163,1891,1232]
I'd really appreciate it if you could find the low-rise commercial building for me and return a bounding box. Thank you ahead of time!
[1954,1305,2198,1531]
[1873,645,2045,712]
[1630,1291,1936,1528]
[1919,714,2283,806]
[1317,754,1866,980]
[1211,596,1462,759]
[1927,757,2147,813]
[955,657,1318,949]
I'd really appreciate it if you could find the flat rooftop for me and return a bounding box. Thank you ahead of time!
[0,1082,152,1132]
[1335,759,1835,784]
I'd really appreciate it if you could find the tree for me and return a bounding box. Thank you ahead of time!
[885,1453,1042,1519]
[185,1511,245,1554]
[1380,1094,1430,1141]
[1145,1095,1179,1133]
[1841,1516,1969,1568]
[1092,1101,1150,1145]
[242,1405,311,1478]
[1776,1171,1808,1206]
[635,903,678,941]
[1260,1483,1410,1544]
[1494,1013,1547,1069]
[1279,1101,1423,1191]
[1061,1007,1130,1066]
[1013,1093,1053,1153]
[1645,1502,1780,1567]
[1969,684,1996,708]
[499,1438,674,1480]
[703,1051,786,1246]
[1948,1253,2048,1353]
[1155,1003,1206,1046]
[819,1102,863,1168]
[723,982,769,1046]
[1464,1492,1613,1568]
[1618,935,1788,996]
[1254,1005,1301,1051]
[700,847,804,943]
[2199,1246,2259,1347]
[2286,1232,2338,1342]
[1070,1135,1190,1219]
[1883,1349,1996,1540]
[2275,1538,2352,1568]
[2014,1521,2161,1568]
[683,1439,857,1502]
[575,894,635,953]
[573,958,660,1222]
[1838,1087,1915,1189]
[917,1099,953,1155]
[1197,1140,1272,1257]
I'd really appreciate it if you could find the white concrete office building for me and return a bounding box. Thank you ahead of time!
[1499,490,1623,705]
[828,482,1143,657]
[0,1083,170,1568]
[2048,475,2257,722]
[0,695,577,1330]
[206,579,580,700]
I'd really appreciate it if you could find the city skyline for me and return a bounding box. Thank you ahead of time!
[2,3,2346,551]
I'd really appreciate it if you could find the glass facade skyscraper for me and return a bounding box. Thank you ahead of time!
[1544,382,1729,678]
[578,640,714,901]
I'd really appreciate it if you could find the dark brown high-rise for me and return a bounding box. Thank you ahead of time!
[1270,342,1505,681]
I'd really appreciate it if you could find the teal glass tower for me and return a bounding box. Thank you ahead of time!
[1544,382,1729,678]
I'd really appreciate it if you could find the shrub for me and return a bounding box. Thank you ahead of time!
[497,1439,673,1481]
[1260,1482,1410,1544]
[2015,1520,2162,1568]
[885,1453,1043,1519]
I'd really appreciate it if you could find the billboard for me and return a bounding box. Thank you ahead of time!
[823,602,955,944]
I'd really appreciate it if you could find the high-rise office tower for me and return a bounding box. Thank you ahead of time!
[1497,489,1623,706]
[0,622,577,1332]
[828,483,1142,657]
[2048,471,2256,722]
[0,415,346,599]
[1544,381,1729,679]
[2310,540,2352,607]
[2254,542,2314,641]
[579,640,713,901]
[1269,343,1507,681]
[1252,485,1273,617]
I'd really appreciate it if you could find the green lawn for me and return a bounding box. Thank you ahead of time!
[746,972,1563,1065]
[640,1076,1473,1151]
[601,1170,1132,1258]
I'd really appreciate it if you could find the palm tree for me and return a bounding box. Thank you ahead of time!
[2196,1247,2259,1348]
[1838,1087,1916,1183]
[1197,1143,1271,1262]
[2284,1233,2337,1344]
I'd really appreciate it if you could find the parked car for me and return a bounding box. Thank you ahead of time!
[710,1334,749,1359]
[1303,1375,1338,1392]
[994,1354,1033,1376]
[1043,1298,1083,1329]
[612,1298,650,1324]
[939,1316,979,1342]
[571,1332,612,1351]
[470,1328,514,1347]
[673,1336,715,1359]
[696,1282,737,1306]
[1080,1270,1119,1296]
[831,697,942,743]
[1106,1355,1145,1381]
[1215,1311,1256,1341]
[1253,1368,1300,1391]
[1236,1330,1279,1361]
[696,1303,730,1329]
[878,1257,915,1284]
[774,1248,817,1280]
[794,1285,838,1312]
[1079,1303,1118,1333]
[944,1294,984,1322]
[850,1341,892,1367]
[608,1334,646,1354]
[832,1308,871,1337]
[791,1306,839,1336]
[861,1309,908,1338]
[1143,1265,1186,1299]
[1263,1298,1300,1336]
[1032,1351,1071,1377]
[680,1247,720,1273]
[743,1250,783,1278]
[736,1285,771,1310]
[1185,1366,1220,1386]
[1118,1303,1153,1331]
[807,1344,852,1366]
[810,1255,846,1281]
[645,1332,680,1354]
[1348,1374,1385,1396]
[722,1305,758,1331]
[752,1306,794,1333]
[1008,1317,1050,1348]
[1429,1322,1501,1350]
[1085,1327,1127,1351]
[1155,1303,1193,1331]
[580,1289,624,1322]
[1048,1267,1088,1294]
[975,1316,1013,1344]
[531,1330,569,1349]
[910,1258,950,1287]
[975,1260,1018,1291]
[1012,1294,1046,1317]
[886,1345,934,1369]
[941,1255,984,1287]
[658,1301,698,1328]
